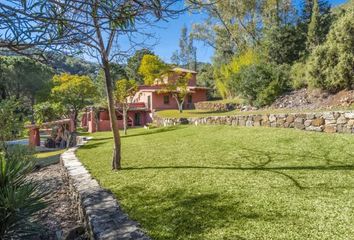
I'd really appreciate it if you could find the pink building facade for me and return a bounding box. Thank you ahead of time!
[83,68,208,132]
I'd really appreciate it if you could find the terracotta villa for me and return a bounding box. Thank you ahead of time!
[82,67,208,132]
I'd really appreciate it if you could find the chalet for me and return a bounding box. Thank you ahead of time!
[82,67,208,132]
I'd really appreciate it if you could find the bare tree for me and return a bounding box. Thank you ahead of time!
[0,0,186,170]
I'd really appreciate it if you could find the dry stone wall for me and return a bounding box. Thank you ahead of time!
[154,111,354,134]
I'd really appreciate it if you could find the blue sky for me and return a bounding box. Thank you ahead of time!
[148,0,349,63]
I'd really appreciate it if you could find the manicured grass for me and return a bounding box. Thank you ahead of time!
[76,126,354,240]
[35,149,65,167]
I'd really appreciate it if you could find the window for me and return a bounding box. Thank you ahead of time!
[188,95,192,104]
[147,96,151,109]
[163,95,170,104]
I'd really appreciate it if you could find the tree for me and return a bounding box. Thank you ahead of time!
[214,49,258,99]
[233,63,290,107]
[307,0,321,51]
[0,0,185,170]
[197,63,217,99]
[159,71,191,113]
[33,101,66,124]
[126,49,155,85]
[51,73,97,130]
[0,56,54,122]
[0,98,24,144]
[139,55,169,85]
[95,63,127,103]
[171,26,197,71]
[114,79,138,135]
[263,24,305,64]
[299,0,332,53]
[307,6,354,91]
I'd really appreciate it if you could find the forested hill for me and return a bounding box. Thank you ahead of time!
[0,50,99,76]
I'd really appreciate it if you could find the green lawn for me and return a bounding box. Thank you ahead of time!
[35,149,65,167]
[76,126,354,240]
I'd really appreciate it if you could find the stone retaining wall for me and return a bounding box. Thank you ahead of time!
[60,140,150,240]
[154,111,354,134]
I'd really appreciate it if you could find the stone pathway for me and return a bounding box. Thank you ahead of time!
[29,163,87,240]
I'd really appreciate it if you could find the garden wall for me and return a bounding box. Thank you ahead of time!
[154,111,354,134]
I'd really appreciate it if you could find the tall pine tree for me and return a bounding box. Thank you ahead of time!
[171,26,197,71]
[307,0,321,51]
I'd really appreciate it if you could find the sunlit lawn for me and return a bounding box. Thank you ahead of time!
[76,126,354,240]
[35,149,65,167]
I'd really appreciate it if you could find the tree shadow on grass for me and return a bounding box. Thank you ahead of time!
[123,146,354,190]
[119,186,259,240]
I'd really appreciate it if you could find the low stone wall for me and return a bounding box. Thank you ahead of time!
[60,140,150,240]
[154,111,354,134]
[195,101,241,112]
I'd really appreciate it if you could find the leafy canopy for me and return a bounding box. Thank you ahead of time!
[114,79,138,104]
[139,55,169,85]
[51,73,97,112]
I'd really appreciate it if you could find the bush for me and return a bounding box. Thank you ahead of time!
[214,49,258,99]
[307,6,354,92]
[233,63,290,107]
[290,62,308,89]
[0,145,47,238]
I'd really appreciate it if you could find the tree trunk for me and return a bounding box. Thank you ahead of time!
[73,111,78,131]
[123,105,127,136]
[102,59,121,170]
[173,95,184,113]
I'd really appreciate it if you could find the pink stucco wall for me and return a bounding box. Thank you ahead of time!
[86,109,149,133]
[151,89,207,111]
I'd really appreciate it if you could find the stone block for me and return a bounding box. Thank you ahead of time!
[294,122,305,130]
[305,126,324,132]
[344,112,354,119]
[254,121,261,127]
[294,117,304,124]
[246,120,254,127]
[325,119,336,125]
[323,112,335,120]
[324,124,337,133]
[348,120,354,126]
[337,116,347,124]
[239,119,246,126]
[312,118,325,126]
[306,113,315,120]
[286,115,295,123]
[269,115,277,122]
[304,120,312,127]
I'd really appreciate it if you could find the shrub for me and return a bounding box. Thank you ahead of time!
[0,145,47,239]
[0,99,24,142]
[234,63,290,107]
[214,49,258,99]
[290,62,308,89]
[307,6,354,92]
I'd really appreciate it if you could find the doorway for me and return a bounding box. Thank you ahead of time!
[134,112,141,126]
